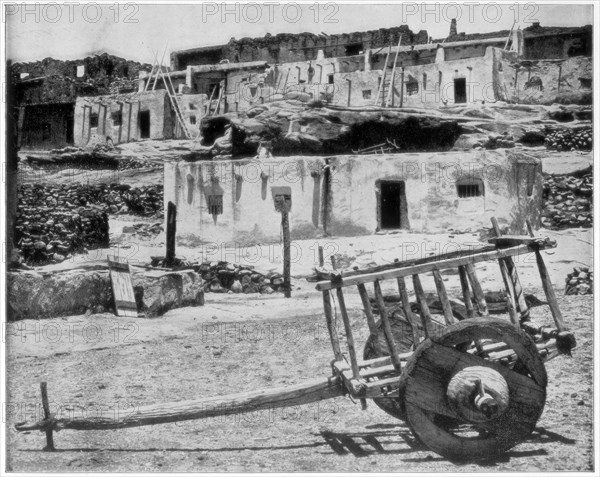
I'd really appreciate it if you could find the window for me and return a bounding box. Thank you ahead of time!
[328,74,334,84]
[189,103,197,110]
[189,115,196,125]
[207,195,223,215]
[406,79,419,95]
[345,43,362,56]
[362,89,371,99]
[90,113,99,128]
[111,111,122,126]
[423,73,427,90]
[456,179,484,198]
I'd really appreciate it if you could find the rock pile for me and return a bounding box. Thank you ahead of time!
[565,267,593,295]
[544,127,592,151]
[542,171,593,229]
[15,203,109,264]
[193,262,286,294]
[16,183,164,263]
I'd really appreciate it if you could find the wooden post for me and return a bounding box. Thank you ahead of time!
[318,246,324,268]
[458,265,475,318]
[166,201,177,266]
[557,64,562,93]
[322,291,343,361]
[40,382,55,451]
[81,105,87,144]
[335,288,366,409]
[412,274,434,337]
[346,78,352,106]
[101,103,108,136]
[432,269,456,325]
[397,276,421,348]
[373,280,402,372]
[399,67,405,108]
[357,283,378,335]
[464,264,489,316]
[281,207,291,298]
[526,220,566,332]
[490,217,529,321]
[374,43,391,105]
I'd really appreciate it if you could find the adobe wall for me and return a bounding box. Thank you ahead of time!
[164,157,326,244]
[74,90,170,146]
[494,49,592,104]
[164,149,542,245]
[327,150,542,235]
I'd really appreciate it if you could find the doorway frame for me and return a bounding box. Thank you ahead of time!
[375,179,410,232]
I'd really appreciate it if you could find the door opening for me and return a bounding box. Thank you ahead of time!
[139,110,151,139]
[454,78,467,103]
[379,181,409,230]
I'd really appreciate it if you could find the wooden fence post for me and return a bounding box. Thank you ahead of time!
[166,201,177,266]
[281,207,291,298]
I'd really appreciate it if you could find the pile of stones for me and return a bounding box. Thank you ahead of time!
[193,261,286,294]
[542,171,593,229]
[565,267,593,295]
[15,203,109,264]
[544,127,592,151]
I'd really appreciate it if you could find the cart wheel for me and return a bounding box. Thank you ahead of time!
[399,317,547,462]
[363,311,445,420]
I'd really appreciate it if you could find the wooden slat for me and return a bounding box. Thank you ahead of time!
[458,265,475,318]
[396,277,421,348]
[491,217,529,321]
[108,257,138,318]
[316,244,544,291]
[322,291,343,361]
[411,274,435,337]
[464,264,489,316]
[335,288,361,381]
[357,283,377,335]
[373,280,403,372]
[432,269,456,325]
[526,221,566,332]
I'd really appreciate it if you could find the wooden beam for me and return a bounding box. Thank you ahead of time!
[357,283,378,335]
[281,207,291,298]
[16,377,343,432]
[464,264,489,316]
[316,244,545,291]
[458,265,475,318]
[396,277,421,348]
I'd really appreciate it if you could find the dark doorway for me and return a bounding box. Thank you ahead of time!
[139,110,150,138]
[454,78,467,103]
[65,114,74,144]
[379,181,408,230]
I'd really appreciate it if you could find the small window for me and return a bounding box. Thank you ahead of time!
[362,89,371,99]
[90,113,99,128]
[111,111,122,126]
[189,103,197,110]
[423,73,427,90]
[438,71,442,85]
[328,74,334,84]
[457,180,484,198]
[190,115,196,125]
[579,78,592,89]
[406,79,419,95]
[345,43,362,56]
[207,195,223,215]
[122,66,129,77]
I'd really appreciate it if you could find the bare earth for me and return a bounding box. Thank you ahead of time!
[5,282,593,472]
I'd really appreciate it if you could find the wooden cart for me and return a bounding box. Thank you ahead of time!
[15,220,576,461]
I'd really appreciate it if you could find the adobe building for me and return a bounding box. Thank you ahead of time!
[164,149,542,244]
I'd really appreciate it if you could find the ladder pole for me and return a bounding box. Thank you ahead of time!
[385,34,403,107]
[374,43,391,106]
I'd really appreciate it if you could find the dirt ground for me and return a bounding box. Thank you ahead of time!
[5,280,594,472]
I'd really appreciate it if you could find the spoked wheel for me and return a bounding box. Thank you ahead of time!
[398,317,547,462]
